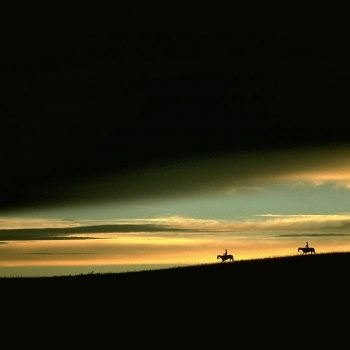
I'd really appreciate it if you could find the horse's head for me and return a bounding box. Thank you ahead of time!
[217,255,220,259]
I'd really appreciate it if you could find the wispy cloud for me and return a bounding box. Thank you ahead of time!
[3,213,350,242]
[0,223,196,241]
[135,214,350,233]
[22,252,98,255]
[125,214,350,237]
[277,233,350,237]
[0,217,82,230]
[277,169,350,190]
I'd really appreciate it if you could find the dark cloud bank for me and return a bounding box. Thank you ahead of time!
[2,15,350,211]
[0,224,193,241]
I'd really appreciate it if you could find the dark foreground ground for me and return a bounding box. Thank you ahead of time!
[2,253,349,345]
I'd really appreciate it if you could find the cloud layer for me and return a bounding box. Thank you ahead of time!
[3,145,350,212]
[2,214,350,272]
[0,223,195,241]
[2,213,350,241]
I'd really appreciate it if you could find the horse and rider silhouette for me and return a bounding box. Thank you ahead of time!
[217,243,316,261]
[298,241,316,254]
[217,249,234,262]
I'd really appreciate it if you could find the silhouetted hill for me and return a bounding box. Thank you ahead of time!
[2,253,348,345]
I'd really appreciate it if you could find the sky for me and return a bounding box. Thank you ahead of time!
[2,15,350,276]
[2,146,350,276]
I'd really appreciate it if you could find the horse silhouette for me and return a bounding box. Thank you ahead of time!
[298,247,316,254]
[217,254,234,262]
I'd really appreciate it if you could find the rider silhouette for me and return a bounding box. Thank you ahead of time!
[305,241,309,248]
[223,249,228,256]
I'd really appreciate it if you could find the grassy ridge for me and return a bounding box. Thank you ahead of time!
[2,252,349,305]
[2,252,349,344]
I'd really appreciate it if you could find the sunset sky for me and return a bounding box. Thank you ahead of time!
[2,146,350,276]
[2,16,350,276]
